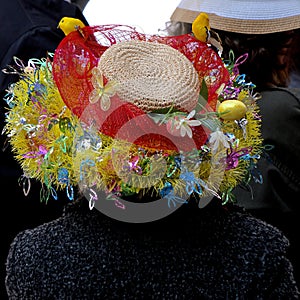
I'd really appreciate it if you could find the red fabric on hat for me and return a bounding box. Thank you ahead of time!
[52,25,229,152]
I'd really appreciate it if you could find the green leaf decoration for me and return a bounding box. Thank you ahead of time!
[149,104,185,125]
[200,79,208,101]
[195,95,209,114]
[148,113,165,124]
[151,104,181,115]
[200,118,220,132]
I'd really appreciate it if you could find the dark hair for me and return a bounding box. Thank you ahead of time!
[217,29,299,90]
[290,30,300,75]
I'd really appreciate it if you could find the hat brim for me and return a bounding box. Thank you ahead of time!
[171,8,300,34]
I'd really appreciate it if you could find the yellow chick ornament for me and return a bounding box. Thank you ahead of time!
[192,12,210,42]
[192,12,223,55]
[58,17,85,36]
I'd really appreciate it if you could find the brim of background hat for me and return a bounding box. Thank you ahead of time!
[170,0,300,34]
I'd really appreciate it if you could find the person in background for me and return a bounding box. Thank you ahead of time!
[3,13,299,298]
[289,30,300,89]
[170,0,300,289]
[0,0,88,298]
[66,0,90,11]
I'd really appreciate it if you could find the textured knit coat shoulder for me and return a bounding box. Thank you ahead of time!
[5,200,299,299]
[235,88,300,211]
[234,87,300,287]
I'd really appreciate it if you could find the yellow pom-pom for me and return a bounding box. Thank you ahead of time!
[238,90,249,101]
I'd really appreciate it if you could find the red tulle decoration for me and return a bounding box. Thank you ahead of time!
[52,25,230,152]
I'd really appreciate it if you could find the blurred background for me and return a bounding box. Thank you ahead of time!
[83,0,180,34]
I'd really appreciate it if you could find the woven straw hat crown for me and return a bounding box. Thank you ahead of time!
[171,0,300,34]
[98,40,200,112]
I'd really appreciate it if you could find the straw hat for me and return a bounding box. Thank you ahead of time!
[171,0,300,34]
[52,24,230,152]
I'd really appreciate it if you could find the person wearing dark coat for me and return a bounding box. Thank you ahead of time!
[171,0,300,289]
[5,198,300,299]
[3,8,299,298]
[0,0,88,298]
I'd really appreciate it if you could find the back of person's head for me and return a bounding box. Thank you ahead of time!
[216,29,298,89]
[170,0,300,89]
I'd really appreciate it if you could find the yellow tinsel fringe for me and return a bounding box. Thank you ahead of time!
[3,57,263,203]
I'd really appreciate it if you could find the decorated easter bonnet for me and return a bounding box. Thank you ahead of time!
[171,0,300,34]
[2,15,263,220]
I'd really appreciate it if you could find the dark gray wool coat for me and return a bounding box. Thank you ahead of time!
[5,199,300,299]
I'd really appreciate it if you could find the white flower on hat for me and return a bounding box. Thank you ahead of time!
[89,67,117,111]
[166,110,201,138]
[209,129,230,153]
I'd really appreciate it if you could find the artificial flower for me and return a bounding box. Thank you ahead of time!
[89,67,117,111]
[208,130,230,153]
[166,110,201,138]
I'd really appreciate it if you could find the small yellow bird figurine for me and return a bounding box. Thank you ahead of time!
[192,12,210,43]
[57,17,86,36]
[192,12,223,55]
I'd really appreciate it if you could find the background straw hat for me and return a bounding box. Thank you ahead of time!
[171,0,300,34]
